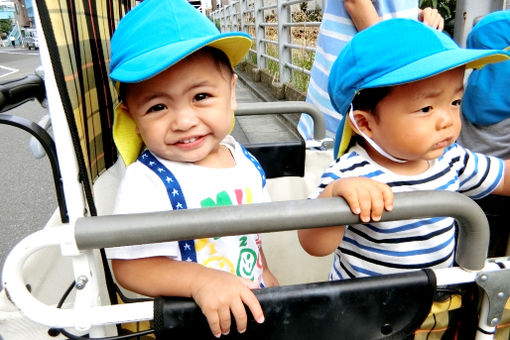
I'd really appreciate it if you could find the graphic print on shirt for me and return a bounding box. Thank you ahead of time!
[137,148,264,284]
[237,236,257,279]
[198,189,259,281]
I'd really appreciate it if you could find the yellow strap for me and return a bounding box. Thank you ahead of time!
[414,294,463,339]
[337,119,353,158]
[428,294,462,315]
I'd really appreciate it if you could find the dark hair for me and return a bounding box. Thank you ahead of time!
[347,86,391,149]
[352,87,391,113]
[117,46,232,103]
[200,46,233,75]
[118,83,127,103]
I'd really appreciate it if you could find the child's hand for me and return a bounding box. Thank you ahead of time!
[419,7,444,31]
[190,267,264,338]
[261,268,279,287]
[324,177,393,223]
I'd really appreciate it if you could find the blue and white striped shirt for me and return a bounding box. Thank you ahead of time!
[298,0,419,140]
[315,143,504,279]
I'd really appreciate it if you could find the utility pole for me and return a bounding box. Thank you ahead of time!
[453,0,506,46]
[13,0,30,27]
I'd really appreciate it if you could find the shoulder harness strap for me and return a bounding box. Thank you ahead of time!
[239,144,266,187]
[138,150,197,262]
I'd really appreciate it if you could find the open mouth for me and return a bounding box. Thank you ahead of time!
[173,135,205,148]
[179,137,198,144]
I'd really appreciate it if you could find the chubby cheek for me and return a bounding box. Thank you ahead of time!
[408,128,430,145]
[392,124,429,150]
[451,115,462,139]
[213,112,234,137]
[138,125,165,148]
[377,119,410,144]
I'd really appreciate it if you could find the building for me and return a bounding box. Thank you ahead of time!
[0,0,32,46]
[24,0,33,26]
[0,1,15,20]
[0,0,31,27]
[13,0,30,27]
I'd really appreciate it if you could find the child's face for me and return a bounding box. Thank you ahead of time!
[367,67,464,162]
[123,51,237,166]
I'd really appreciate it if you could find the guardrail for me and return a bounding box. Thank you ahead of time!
[211,0,508,90]
[210,0,321,90]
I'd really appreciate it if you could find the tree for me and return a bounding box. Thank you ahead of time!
[0,19,13,37]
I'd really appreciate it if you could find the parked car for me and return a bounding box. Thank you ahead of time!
[23,28,39,50]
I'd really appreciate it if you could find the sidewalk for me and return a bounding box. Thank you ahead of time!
[0,43,23,50]
[0,45,40,55]
[233,72,301,148]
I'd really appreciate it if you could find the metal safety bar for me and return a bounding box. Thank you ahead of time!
[75,190,489,271]
[235,101,325,140]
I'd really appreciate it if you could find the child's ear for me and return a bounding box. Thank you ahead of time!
[119,102,130,115]
[230,73,238,110]
[349,109,374,138]
[119,102,140,135]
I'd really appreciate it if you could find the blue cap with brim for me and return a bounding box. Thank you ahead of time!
[109,0,252,83]
[328,18,510,159]
[462,10,510,126]
[109,0,252,165]
[466,10,510,50]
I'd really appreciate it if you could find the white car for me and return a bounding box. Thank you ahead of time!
[24,29,39,50]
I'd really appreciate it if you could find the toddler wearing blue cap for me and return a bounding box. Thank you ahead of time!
[105,0,278,337]
[298,18,510,280]
[456,10,510,257]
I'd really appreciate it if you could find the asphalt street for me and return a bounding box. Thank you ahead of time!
[0,47,56,285]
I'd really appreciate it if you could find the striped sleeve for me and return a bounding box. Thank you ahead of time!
[454,144,504,199]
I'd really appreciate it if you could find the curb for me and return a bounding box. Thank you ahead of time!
[236,70,277,102]
[235,68,303,129]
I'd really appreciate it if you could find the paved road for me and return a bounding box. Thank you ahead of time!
[0,47,57,285]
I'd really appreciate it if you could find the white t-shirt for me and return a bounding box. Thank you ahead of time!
[106,136,269,284]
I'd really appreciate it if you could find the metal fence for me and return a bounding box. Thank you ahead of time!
[211,0,509,89]
[210,0,321,89]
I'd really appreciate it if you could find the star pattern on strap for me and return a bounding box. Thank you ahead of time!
[138,150,197,262]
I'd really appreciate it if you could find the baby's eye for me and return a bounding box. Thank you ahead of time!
[146,104,166,113]
[194,93,210,102]
[452,99,462,106]
[419,106,433,113]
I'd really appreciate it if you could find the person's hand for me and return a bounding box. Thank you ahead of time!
[419,7,444,31]
[326,177,393,223]
[261,268,279,287]
[191,267,264,338]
